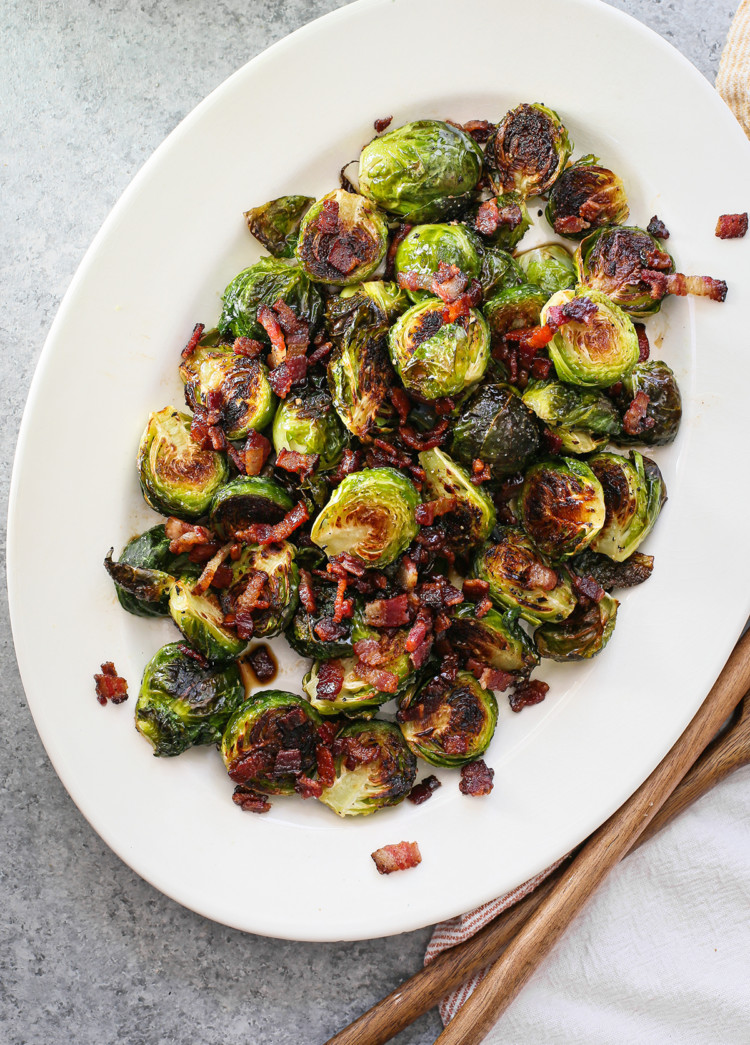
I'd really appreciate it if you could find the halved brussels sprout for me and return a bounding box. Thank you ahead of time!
[571,547,654,591]
[521,379,622,454]
[451,383,541,480]
[138,407,229,520]
[221,691,322,796]
[319,721,417,816]
[244,195,314,258]
[546,156,629,238]
[520,458,606,560]
[180,338,276,442]
[209,476,294,540]
[304,630,415,719]
[286,579,354,661]
[399,671,498,768]
[218,541,299,639]
[471,192,532,252]
[516,244,576,297]
[483,284,548,339]
[105,525,201,618]
[541,288,639,388]
[339,280,410,319]
[535,593,618,661]
[478,246,526,298]
[168,581,250,662]
[272,388,347,471]
[135,643,245,756]
[358,119,483,223]
[394,223,482,303]
[296,189,389,285]
[219,257,323,341]
[450,603,539,674]
[588,451,666,562]
[485,103,572,197]
[310,468,419,568]
[575,226,674,318]
[418,448,496,547]
[617,361,682,446]
[473,528,577,624]
[389,299,490,400]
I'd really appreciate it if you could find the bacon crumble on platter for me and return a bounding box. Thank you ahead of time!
[371,841,422,875]
[408,776,442,805]
[459,759,494,796]
[232,785,272,814]
[94,662,128,705]
[715,212,748,239]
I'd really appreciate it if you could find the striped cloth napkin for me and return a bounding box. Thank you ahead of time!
[425,5,750,1029]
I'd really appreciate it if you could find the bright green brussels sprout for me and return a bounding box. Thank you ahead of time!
[418,448,496,547]
[339,280,410,319]
[541,288,639,388]
[478,246,526,298]
[473,528,577,624]
[218,257,323,341]
[135,643,245,756]
[219,541,299,638]
[209,476,294,540]
[358,119,484,223]
[318,721,417,816]
[450,603,540,674]
[310,468,419,568]
[244,195,314,258]
[588,451,666,562]
[221,690,322,796]
[534,592,618,661]
[520,458,606,561]
[575,226,674,318]
[394,223,482,303]
[286,579,353,661]
[180,338,276,442]
[104,525,201,618]
[451,383,541,480]
[389,299,490,400]
[398,671,498,768]
[296,189,389,285]
[483,283,548,339]
[617,361,682,446]
[168,581,250,663]
[546,156,629,238]
[272,388,347,471]
[521,379,622,455]
[137,407,229,520]
[517,244,577,297]
[485,103,572,197]
[471,192,532,252]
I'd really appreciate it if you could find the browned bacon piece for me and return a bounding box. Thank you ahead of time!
[371,841,422,875]
[466,658,514,693]
[268,355,309,398]
[441,279,482,323]
[415,496,457,526]
[294,775,323,799]
[257,304,287,368]
[314,618,349,643]
[232,786,272,813]
[571,573,605,603]
[462,578,489,600]
[247,645,276,682]
[646,215,670,239]
[399,418,449,452]
[715,212,748,239]
[191,542,233,596]
[459,759,494,796]
[430,263,468,303]
[227,749,274,784]
[332,577,354,624]
[509,679,550,712]
[471,459,492,485]
[622,391,655,437]
[316,661,344,700]
[408,775,441,805]
[165,519,214,555]
[235,501,309,546]
[272,300,310,352]
[635,323,650,363]
[228,430,272,476]
[180,322,205,360]
[94,662,128,705]
[275,447,320,480]
[298,569,316,614]
[232,336,263,359]
[374,115,393,133]
[364,594,412,628]
[315,745,336,788]
[355,664,400,693]
[640,269,727,303]
[385,223,413,279]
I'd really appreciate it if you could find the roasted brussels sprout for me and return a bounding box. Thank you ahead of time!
[546,156,629,238]
[394,223,482,303]
[483,284,548,339]
[521,379,622,454]
[534,593,618,661]
[471,192,532,252]
[389,299,490,400]
[310,468,419,567]
[180,339,276,441]
[138,407,229,520]
[286,579,353,660]
[219,257,323,341]
[520,458,606,560]
[272,388,347,471]
[575,226,674,318]
[221,691,322,796]
[244,195,314,258]
[318,720,417,816]
[169,581,250,662]
[588,451,665,562]
[209,476,294,540]
[450,603,539,674]
[478,246,526,298]
[339,280,410,319]
[105,525,200,618]
[296,189,389,285]
[399,672,498,768]
[451,383,541,480]
[517,244,576,297]
[135,643,245,756]
[418,448,496,547]
[218,541,299,638]
[485,103,572,197]
[359,120,483,222]
[617,361,682,445]
[473,528,576,624]
[571,547,654,590]
[541,288,639,388]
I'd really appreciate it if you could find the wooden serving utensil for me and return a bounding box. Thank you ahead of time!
[324,632,750,1045]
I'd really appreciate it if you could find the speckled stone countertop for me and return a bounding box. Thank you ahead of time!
[1,2,738,1043]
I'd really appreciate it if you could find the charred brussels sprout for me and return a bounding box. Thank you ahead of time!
[135,643,244,756]
[618,361,682,446]
[451,383,541,480]
[318,721,417,816]
[339,280,410,319]
[310,468,419,567]
[209,476,293,540]
[588,451,666,562]
[541,288,639,388]
[473,528,576,624]
[485,103,572,198]
[138,407,229,520]
[169,581,250,662]
[478,246,526,298]
[517,244,576,297]
[219,542,299,638]
[221,691,322,796]
[535,593,618,661]
[296,189,389,285]
[105,525,200,618]
[546,157,629,238]
[272,388,347,471]
[286,580,353,660]
[394,224,482,303]
[520,458,606,561]
[244,195,314,258]
[389,299,490,400]
[450,604,539,674]
[521,380,622,454]
[399,672,498,768]
[418,448,496,547]
[571,547,654,591]
[575,226,674,318]
[219,257,323,341]
[483,284,547,339]
[180,339,276,441]
[358,120,483,223]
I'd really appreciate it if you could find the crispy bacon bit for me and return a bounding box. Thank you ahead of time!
[399,418,449,452]
[475,597,493,619]
[408,775,441,805]
[317,661,344,700]
[330,449,364,485]
[397,269,430,294]
[268,355,308,398]
[522,560,559,592]
[332,577,354,624]
[474,197,501,237]
[643,247,672,271]
[307,339,333,367]
[94,662,128,705]
[530,357,553,380]
[441,278,482,323]
[371,841,422,875]
[274,748,302,777]
[398,555,419,592]
[364,594,412,628]
[459,759,494,796]
[509,678,550,713]
[272,300,309,352]
[188,541,222,564]
[317,720,340,747]
[317,197,340,234]
[236,572,270,615]
[552,296,598,326]
[646,215,670,240]
[294,775,323,799]
[314,618,349,643]
[232,335,263,358]
[715,212,748,239]
[336,735,381,768]
[248,645,276,683]
[177,644,208,666]
[554,214,589,235]
[353,638,391,666]
[180,322,205,360]
[165,520,214,555]
[228,749,273,783]
[227,429,272,476]
[641,269,728,303]
[406,608,433,653]
[232,785,272,813]
[470,459,492,485]
[191,542,234,596]
[315,745,336,788]
[355,664,400,693]
[415,496,457,526]
[446,117,495,143]
[329,552,367,578]
[635,323,650,363]
[466,658,513,693]
[571,573,605,603]
[431,263,469,304]
[622,391,655,437]
[374,114,393,132]
[257,304,287,368]
[419,577,464,610]
[275,447,320,480]
[235,501,309,546]
[462,578,489,600]
[299,569,316,614]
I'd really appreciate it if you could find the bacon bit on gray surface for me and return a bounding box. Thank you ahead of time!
[371,840,422,875]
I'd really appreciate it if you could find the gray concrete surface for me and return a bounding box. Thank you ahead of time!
[0,2,737,1043]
